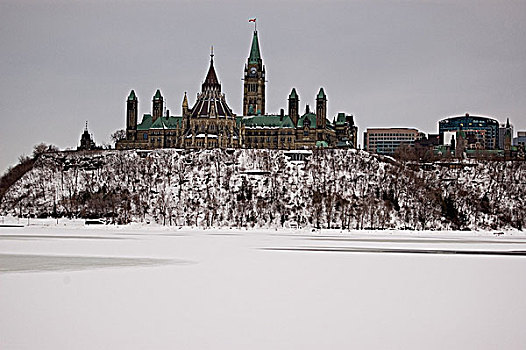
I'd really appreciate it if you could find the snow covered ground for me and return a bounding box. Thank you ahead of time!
[1,222,526,349]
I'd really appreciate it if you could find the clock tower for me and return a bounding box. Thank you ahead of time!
[243,30,265,116]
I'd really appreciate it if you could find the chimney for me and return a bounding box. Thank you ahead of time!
[166,109,170,118]
[280,108,284,121]
[306,104,310,114]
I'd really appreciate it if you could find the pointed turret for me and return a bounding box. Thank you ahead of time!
[128,90,137,101]
[316,87,327,129]
[317,87,326,99]
[126,90,138,141]
[288,88,299,126]
[152,90,164,123]
[182,91,189,116]
[289,88,298,99]
[202,47,221,92]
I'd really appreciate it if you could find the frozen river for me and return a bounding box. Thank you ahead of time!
[1,224,526,349]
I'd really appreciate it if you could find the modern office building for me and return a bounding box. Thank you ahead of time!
[514,131,526,150]
[363,128,422,155]
[438,113,499,150]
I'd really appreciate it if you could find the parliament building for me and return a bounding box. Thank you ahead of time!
[116,29,358,150]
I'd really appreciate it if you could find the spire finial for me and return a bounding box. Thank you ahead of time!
[210,46,214,62]
[249,17,257,31]
[85,121,88,131]
[182,91,188,108]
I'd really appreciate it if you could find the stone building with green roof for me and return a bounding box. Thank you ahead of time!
[116,28,357,151]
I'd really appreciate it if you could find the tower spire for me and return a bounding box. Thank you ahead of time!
[243,25,265,116]
[202,48,221,92]
[248,30,261,65]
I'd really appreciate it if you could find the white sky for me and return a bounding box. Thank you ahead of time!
[1,0,525,173]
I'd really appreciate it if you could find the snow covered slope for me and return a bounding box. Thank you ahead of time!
[1,149,524,230]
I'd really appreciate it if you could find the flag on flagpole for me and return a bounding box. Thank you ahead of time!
[248,18,256,22]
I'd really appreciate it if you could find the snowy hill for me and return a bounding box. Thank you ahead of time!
[1,149,524,230]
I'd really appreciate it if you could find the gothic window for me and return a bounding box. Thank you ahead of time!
[143,133,148,140]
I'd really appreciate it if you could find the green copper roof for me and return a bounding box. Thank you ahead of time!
[316,141,329,148]
[335,112,353,126]
[248,31,261,64]
[297,113,317,128]
[289,88,298,99]
[137,114,153,130]
[317,88,326,99]
[150,117,165,129]
[137,115,182,131]
[153,89,162,100]
[242,115,295,129]
[128,90,137,101]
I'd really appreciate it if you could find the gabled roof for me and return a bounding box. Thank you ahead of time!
[297,113,317,128]
[242,114,295,129]
[248,30,261,65]
[137,114,153,130]
[137,114,183,131]
[150,117,166,129]
[335,112,347,125]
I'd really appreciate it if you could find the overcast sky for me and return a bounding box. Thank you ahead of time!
[1,0,525,173]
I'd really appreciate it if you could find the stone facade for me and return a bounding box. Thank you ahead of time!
[116,30,357,151]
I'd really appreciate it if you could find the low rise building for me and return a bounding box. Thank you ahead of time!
[514,131,526,150]
[363,128,422,155]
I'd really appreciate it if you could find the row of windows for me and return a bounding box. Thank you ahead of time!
[187,141,234,148]
[193,124,233,132]
[246,137,293,144]
[246,130,293,136]
[369,137,415,142]
[151,131,178,136]
[368,133,416,137]
[369,141,414,146]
